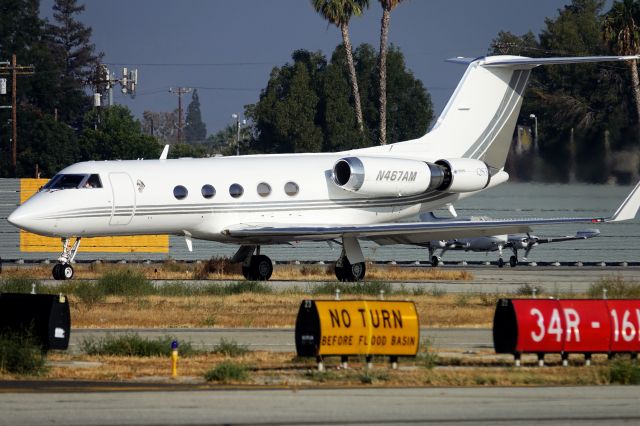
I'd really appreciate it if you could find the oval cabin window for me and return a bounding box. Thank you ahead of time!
[173,185,188,200]
[284,181,299,196]
[201,184,216,199]
[229,183,244,198]
[257,182,271,197]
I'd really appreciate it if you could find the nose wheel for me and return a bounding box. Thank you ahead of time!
[51,237,81,280]
[52,263,74,280]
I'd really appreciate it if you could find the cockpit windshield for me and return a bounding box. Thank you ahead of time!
[42,174,103,190]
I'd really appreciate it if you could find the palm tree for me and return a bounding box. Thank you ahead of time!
[312,0,369,133]
[377,0,404,145]
[603,0,640,136]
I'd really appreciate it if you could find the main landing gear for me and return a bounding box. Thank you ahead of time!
[497,246,519,268]
[52,237,81,280]
[334,250,366,282]
[236,246,273,281]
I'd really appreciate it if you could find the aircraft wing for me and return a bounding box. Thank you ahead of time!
[223,181,640,245]
[531,229,601,245]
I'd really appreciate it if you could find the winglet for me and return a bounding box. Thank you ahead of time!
[609,181,640,222]
[159,144,170,160]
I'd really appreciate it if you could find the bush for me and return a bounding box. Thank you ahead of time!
[98,270,154,296]
[193,257,241,279]
[73,281,106,306]
[609,359,640,384]
[516,283,544,296]
[589,276,640,299]
[416,338,438,369]
[358,369,389,384]
[311,281,392,296]
[202,281,272,296]
[81,334,196,357]
[0,332,48,375]
[0,277,43,294]
[213,338,249,357]
[204,361,249,383]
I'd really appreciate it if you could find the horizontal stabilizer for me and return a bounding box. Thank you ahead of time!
[447,55,640,68]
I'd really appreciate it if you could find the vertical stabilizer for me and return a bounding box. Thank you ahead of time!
[359,55,639,172]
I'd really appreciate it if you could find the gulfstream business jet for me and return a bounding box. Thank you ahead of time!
[8,55,640,281]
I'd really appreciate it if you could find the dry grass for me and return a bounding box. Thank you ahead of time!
[0,350,613,387]
[2,262,472,282]
[67,293,496,328]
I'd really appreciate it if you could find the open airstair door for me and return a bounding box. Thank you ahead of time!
[109,172,135,225]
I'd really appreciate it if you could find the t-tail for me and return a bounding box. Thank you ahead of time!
[361,54,640,173]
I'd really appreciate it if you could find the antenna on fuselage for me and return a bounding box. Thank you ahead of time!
[159,144,169,160]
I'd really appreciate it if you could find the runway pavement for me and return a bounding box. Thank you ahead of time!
[0,385,638,425]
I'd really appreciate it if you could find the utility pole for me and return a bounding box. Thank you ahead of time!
[169,87,192,144]
[0,54,34,176]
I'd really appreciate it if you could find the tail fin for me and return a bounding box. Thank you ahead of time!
[370,55,639,172]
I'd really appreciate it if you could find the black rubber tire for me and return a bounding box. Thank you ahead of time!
[62,264,74,280]
[509,255,518,268]
[340,258,366,282]
[251,255,273,281]
[334,263,346,281]
[497,258,505,268]
[431,255,440,267]
[52,264,62,280]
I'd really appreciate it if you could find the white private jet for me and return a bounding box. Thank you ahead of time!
[8,55,640,281]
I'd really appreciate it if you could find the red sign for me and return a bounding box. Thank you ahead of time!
[494,299,640,354]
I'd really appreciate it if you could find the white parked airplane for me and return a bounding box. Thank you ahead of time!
[423,215,600,267]
[8,55,640,281]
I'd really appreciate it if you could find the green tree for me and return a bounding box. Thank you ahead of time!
[377,0,405,145]
[46,0,100,125]
[311,0,369,134]
[249,50,325,153]
[603,0,640,136]
[184,89,207,143]
[80,105,161,161]
[0,108,80,178]
[248,45,432,153]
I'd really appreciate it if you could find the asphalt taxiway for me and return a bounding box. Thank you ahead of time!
[0,385,638,425]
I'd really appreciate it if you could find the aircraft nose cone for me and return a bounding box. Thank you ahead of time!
[7,207,29,229]
[7,204,43,234]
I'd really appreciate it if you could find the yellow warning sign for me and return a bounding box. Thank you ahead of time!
[18,178,169,253]
[313,300,419,356]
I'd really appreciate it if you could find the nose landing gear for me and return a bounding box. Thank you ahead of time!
[52,237,81,280]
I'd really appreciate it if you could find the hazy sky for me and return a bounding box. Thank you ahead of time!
[41,0,575,136]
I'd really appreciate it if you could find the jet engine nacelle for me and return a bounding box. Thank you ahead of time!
[434,158,491,193]
[332,156,446,196]
[332,156,491,196]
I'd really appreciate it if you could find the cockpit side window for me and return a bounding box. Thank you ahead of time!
[84,174,102,188]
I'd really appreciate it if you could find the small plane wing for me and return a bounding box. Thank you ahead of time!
[531,229,601,246]
[223,181,640,245]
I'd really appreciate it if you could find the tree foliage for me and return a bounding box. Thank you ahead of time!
[247,44,433,154]
[490,0,639,183]
[185,89,207,143]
